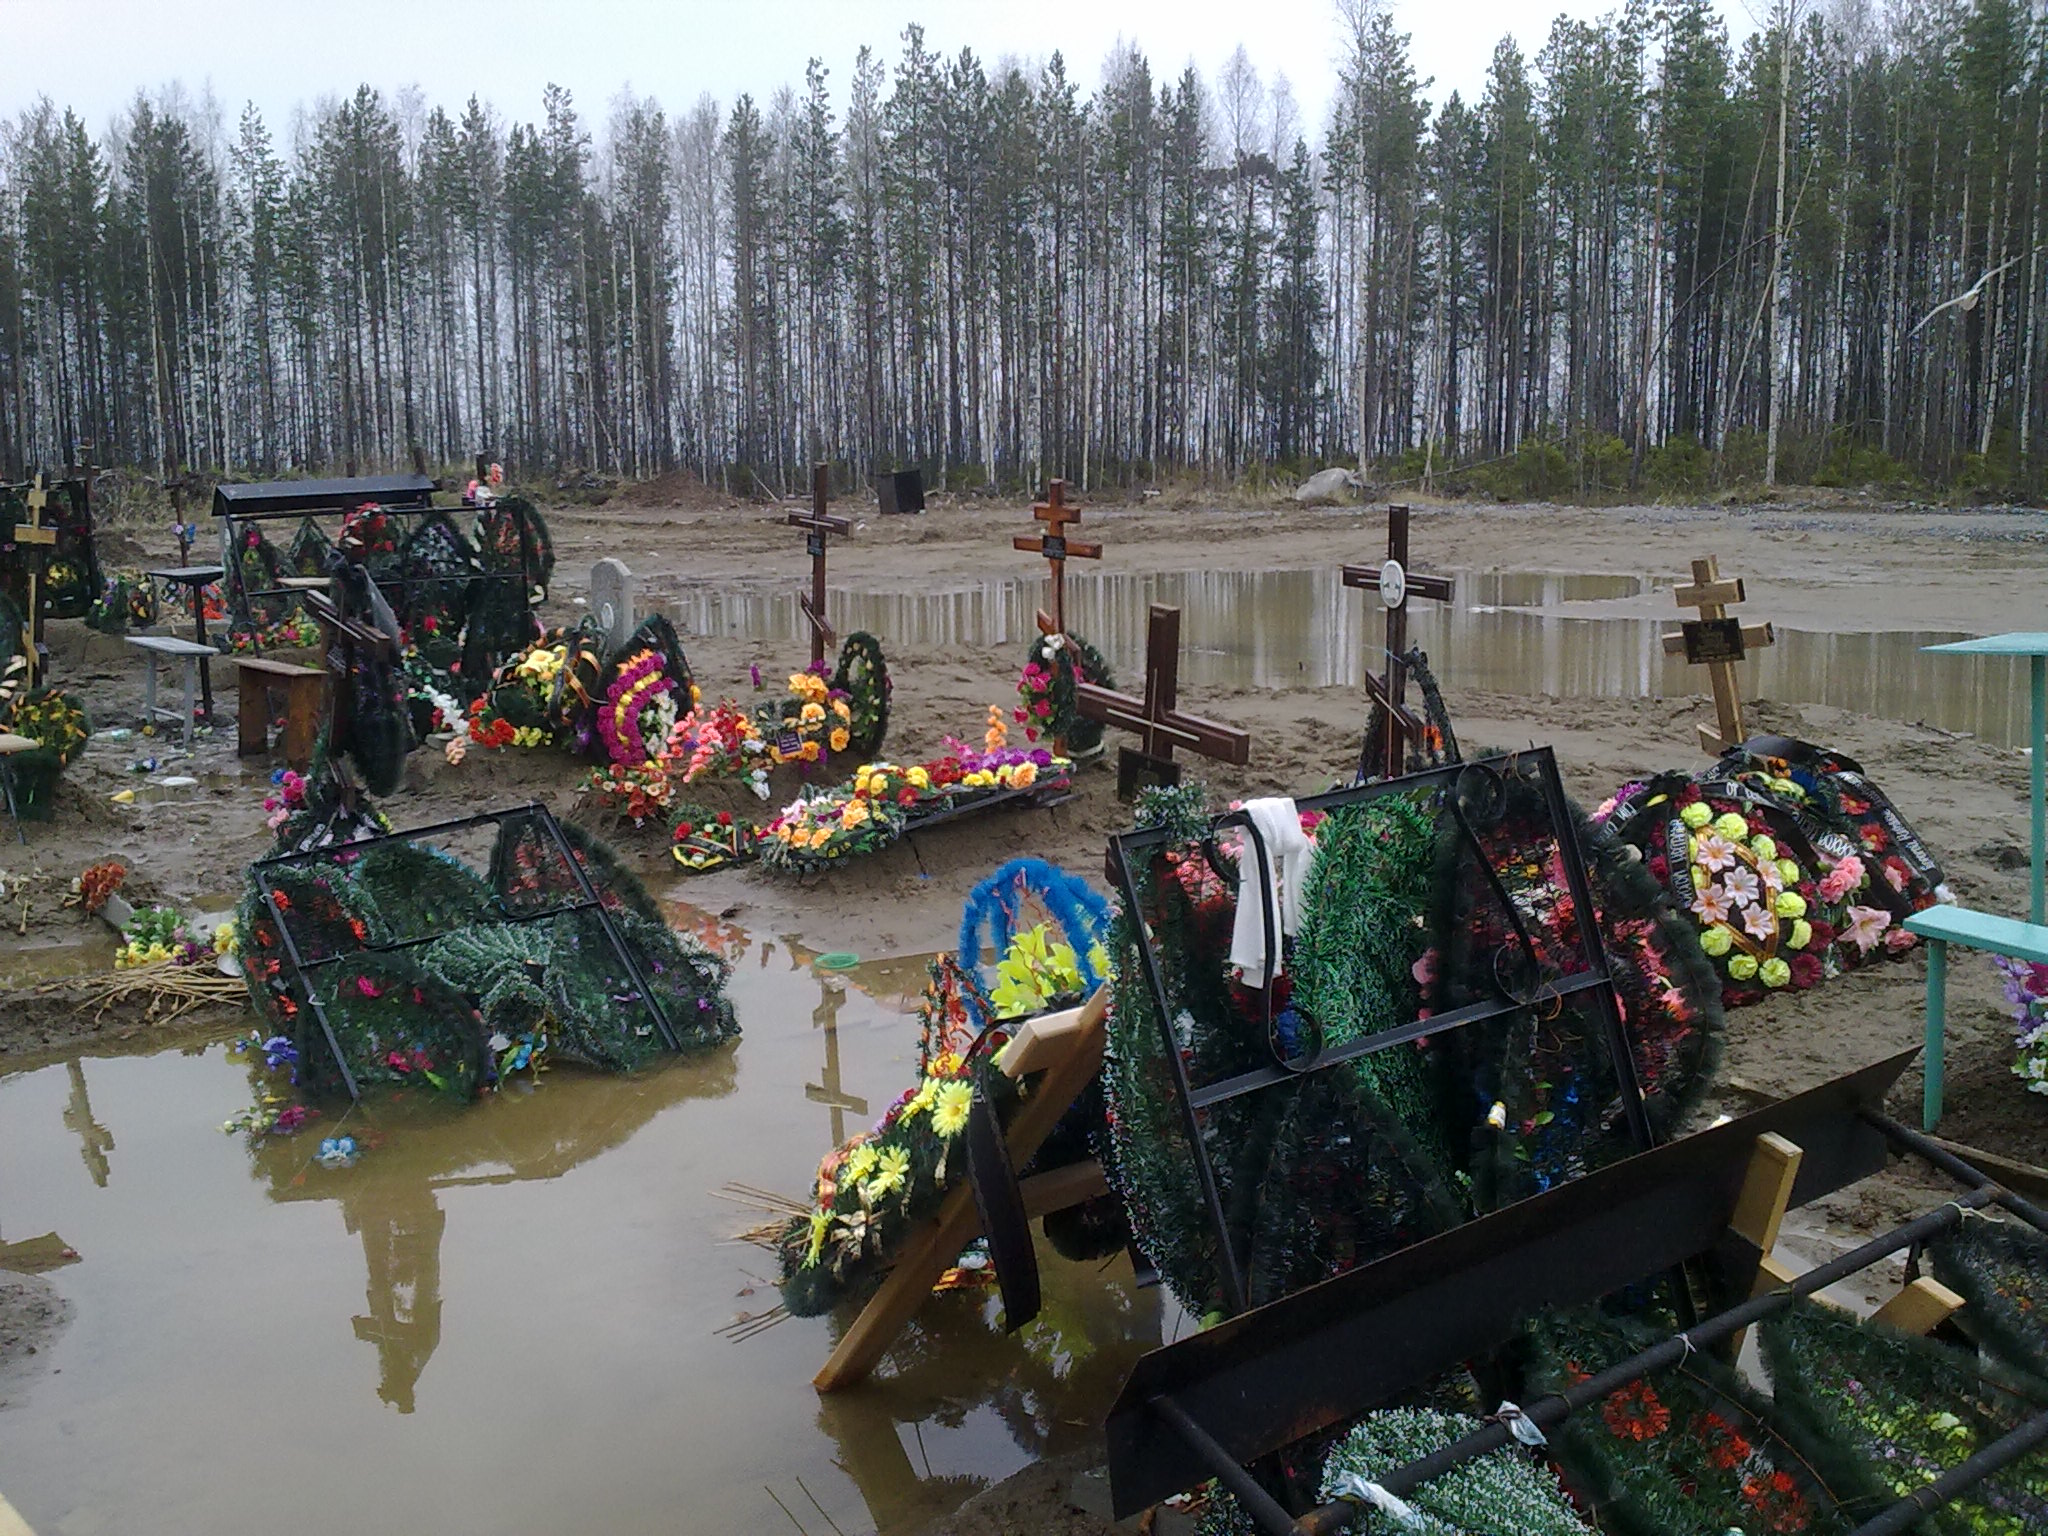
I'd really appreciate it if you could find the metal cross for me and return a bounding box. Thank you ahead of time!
[787,463,851,669]
[1076,603,1251,799]
[1343,504,1454,780]
[1012,479,1101,638]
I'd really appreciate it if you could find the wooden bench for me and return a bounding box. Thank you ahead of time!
[124,634,216,750]
[1904,904,2048,1129]
[232,655,326,770]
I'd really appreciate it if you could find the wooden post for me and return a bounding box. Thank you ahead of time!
[1012,479,1102,639]
[1871,1275,1965,1336]
[1661,555,1775,755]
[814,987,1111,1392]
[787,463,851,670]
[1725,1130,1803,1358]
[1075,604,1251,800]
[1342,505,1453,780]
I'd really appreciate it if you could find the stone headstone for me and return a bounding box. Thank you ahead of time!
[591,558,636,653]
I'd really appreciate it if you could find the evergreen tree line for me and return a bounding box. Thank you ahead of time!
[1,0,2044,499]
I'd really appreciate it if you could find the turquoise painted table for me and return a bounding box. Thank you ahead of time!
[1908,633,2048,1127]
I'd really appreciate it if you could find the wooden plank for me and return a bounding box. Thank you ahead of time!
[233,655,323,679]
[1676,577,1745,607]
[814,986,1109,1392]
[1729,1131,1804,1251]
[1872,1276,1965,1336]
[12,527,55,547]
[999,1003,1090,1078]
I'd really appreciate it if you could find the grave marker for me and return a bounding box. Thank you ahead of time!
[804,977,868,1149]
[1342,504,1453,781]
[1012,479,1102,639]
[787,463,850,669]
[1076,604,1250,799]
[6,475,59,685]
[1661,555,1775,754]
[590,558,637,654]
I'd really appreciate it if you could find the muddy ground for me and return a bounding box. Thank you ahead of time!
[3,486,2046,1532]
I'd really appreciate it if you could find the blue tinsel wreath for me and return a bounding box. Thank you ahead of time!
[956,856,1113,1025]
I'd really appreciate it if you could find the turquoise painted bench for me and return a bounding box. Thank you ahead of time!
[1904,904,2048,1130]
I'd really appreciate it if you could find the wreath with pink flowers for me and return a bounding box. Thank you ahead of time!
[1601,778,1849,1007]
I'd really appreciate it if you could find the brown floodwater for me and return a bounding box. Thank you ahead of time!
[664,566,2033,748]
[0,904,1172,1536]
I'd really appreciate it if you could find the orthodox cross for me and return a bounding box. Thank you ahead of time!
[788,463,851,669]
[1343,504,1454,781]
[8,475,58,685]
[1012,479,1101,638]
[803,977,869,1149]
[1076,603,1251,800]
[1661,555,1775,755]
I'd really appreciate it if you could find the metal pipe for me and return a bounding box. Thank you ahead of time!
[1865,1109,2048,1235]
[1149,1396,1297,1536]
[1287,1184,2002,1533]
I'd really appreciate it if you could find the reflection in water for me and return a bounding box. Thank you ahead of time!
[808,1258,1167,1534]
[665,567,2030,747]
[240,1046,739,1414]
[2,908,1170,1536]
[63,1060,114,1188]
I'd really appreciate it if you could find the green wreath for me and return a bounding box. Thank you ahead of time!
[1762,1300,2048,1534]
[832,630,890,759]
[1,684,91,819]
[1019,629,1114,753]
[1524,1308,1850,1536]
[1931,1219,2048,1384]
[1316,1407,1591,1535]
[1105,792,1462,1317]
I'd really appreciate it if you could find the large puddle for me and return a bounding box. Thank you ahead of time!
[0,904,1173,1536]
[668,567,2033,748]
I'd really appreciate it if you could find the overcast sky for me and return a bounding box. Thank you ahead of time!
[0,0,1759,149]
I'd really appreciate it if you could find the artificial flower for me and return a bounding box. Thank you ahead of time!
[1728,954,1759,982]
[1759,957,1792,989]
[930,1080,974,1138]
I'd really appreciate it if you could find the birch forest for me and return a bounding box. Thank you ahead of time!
[1,0,2044,498]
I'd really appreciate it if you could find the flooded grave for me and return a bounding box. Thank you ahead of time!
[0,903,1172,1536]
[666,567,2033,748]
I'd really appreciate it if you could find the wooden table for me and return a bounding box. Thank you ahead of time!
[147,564,225,719]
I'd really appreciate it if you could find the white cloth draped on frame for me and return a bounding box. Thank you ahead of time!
[1227,796,1312,987]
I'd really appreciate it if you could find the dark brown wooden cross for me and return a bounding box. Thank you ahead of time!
[1343,504,1454,780]
[788,462,851,668]
[1012,479,1101,638]
[301,551,402,817]
[1076,603,1250,799]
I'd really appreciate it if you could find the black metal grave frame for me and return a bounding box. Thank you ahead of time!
[252,799,683,1101]
[211,474,530,628]
[1105,747,1657,1319]
[1104,1051,2048,1536]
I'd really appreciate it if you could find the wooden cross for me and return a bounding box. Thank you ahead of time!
[1661,555,1775,755]
[1076,603,1250,800]
[1342,504,1453,780]
[803,977,869,1149]
[9,476,59,686]
[788,463,851,668]
[1012,479,1101,638]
